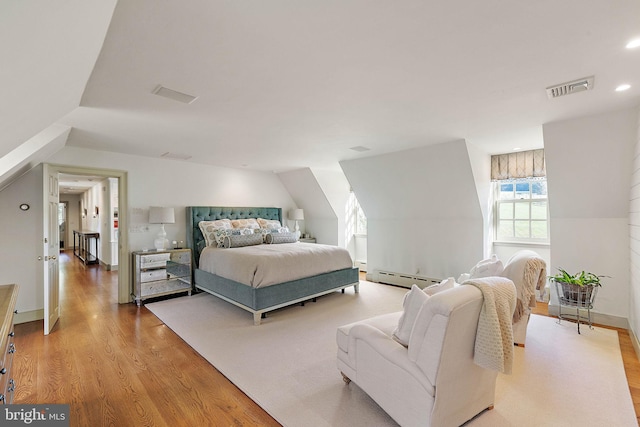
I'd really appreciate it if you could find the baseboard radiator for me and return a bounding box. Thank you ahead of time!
[374,270,441,289]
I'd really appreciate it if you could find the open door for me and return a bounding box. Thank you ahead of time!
[43,164,60,334]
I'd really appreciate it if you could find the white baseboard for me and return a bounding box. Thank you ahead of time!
[15,309,44,324]
[547,303,629,329]
[354,261,367,272]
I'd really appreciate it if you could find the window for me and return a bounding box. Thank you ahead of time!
[347,191,367,236]
[355,200,367,235]
[494,178,548,243]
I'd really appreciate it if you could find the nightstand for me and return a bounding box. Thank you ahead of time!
[299,238,316,243]
[132,248,192,306]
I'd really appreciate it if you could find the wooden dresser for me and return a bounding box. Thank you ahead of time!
[0,284,18,405]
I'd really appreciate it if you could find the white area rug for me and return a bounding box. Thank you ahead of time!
[147,281,637,427]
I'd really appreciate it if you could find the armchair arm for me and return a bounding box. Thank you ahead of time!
[348,324,431,390]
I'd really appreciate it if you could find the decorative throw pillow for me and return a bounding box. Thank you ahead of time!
[222,232,263,248]
[423,277,456,296]
[469,254,504,279]
[257,218,282,230]
[199,219,232,247]
[392,285,430,347]
[231,218,260,230]
[265,232,299,244]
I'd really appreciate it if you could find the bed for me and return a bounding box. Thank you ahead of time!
[186,206,360,325]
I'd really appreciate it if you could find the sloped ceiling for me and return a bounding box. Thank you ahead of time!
[0,1,116,184]
[2,1,640,177]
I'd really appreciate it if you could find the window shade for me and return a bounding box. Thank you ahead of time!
[491,149,545,180]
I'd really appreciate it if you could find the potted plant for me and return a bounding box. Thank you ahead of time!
[549,268,605,306]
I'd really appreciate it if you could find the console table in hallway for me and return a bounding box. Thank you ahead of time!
[73,229,100,265]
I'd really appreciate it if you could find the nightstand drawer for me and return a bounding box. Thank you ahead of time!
[140,269,168,282]
[141,279,191,297]
[170,251,191,264]
[140,253,171,269]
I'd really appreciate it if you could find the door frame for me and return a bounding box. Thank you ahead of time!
[45,163,130,304]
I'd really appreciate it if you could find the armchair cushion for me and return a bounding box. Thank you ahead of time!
[469,254,504,278]
[423,277,455,296]
[392,285,430,346]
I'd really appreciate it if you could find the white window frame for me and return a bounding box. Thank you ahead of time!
[493,177,549,244]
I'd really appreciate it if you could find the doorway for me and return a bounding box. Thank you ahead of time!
[58,202,68,249]
[45,164,129,307]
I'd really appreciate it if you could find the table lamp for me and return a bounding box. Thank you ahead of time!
[289,208,304,233]
[149,206,175,250]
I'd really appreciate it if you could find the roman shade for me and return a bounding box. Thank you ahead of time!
[491,149,545,181]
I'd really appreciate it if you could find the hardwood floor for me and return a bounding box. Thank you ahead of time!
[12,259,640,426]
[13,252,280,426]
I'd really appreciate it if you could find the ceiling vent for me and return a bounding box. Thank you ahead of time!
[161,152,192,161]
[152,85,198,104]
[546,76,594,99]
[350,146,371,152]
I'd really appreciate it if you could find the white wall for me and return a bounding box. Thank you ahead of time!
[278,168,332,244]
[544,108,637,324]
[311,168,351,248]
[50,147,297,252]
[629,107,640,350]
[0,165,44,319]
[341,140,484,280]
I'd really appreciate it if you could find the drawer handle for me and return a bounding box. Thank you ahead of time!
[0,368,6,375]
[0,394,4,403]
[9,343,15,353]
[8,332,14,337]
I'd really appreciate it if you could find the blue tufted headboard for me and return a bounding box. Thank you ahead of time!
[186,206,283,268]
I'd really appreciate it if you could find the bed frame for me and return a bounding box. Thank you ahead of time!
[186,206,359,325]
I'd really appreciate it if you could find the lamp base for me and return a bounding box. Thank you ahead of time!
[154,224,168,251]
[154,237,168,251]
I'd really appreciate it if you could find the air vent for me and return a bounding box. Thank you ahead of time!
[152,85,198,104]
[546,76,594,99]
[161,152,192,161]
[350,146,371,152]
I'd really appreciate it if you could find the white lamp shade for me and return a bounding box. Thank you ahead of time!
[149,207,175,224]
[289,209,304,221]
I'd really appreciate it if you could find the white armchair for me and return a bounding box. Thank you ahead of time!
[336,285,499,427]
[499,250,547,347]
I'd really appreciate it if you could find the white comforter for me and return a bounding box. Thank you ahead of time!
[198,242,354,288]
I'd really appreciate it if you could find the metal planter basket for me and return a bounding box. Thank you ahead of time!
[555,281,598,333]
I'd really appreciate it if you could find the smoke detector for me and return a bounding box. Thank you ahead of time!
[546,76,594,99]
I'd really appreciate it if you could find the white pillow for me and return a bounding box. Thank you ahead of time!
[198,219,232,247]
[457,273,471,283]
[230,218,260,230]
[257,218,282,230]
[469,254,504,278]
[392,285,430,347]
[423,277,456,296]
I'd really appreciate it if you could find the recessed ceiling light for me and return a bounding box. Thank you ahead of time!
[626,39,640,49]
[513,147,521,151]
[615,84,631,92]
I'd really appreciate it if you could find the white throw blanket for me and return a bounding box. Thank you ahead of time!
[463,277,517,374]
